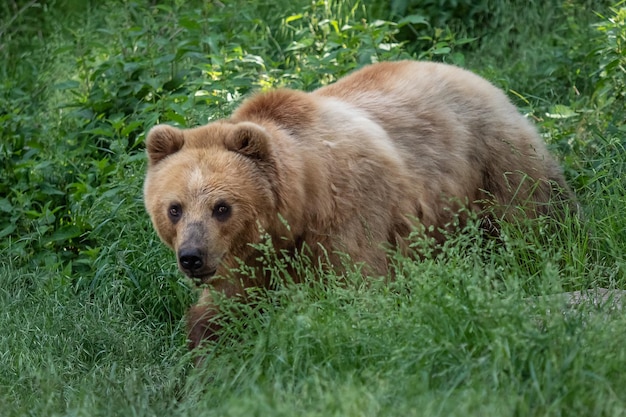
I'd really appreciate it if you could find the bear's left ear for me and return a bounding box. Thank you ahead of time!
[225,122,272,161]
[145,124,185,166]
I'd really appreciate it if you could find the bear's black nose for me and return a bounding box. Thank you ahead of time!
[179,248,204,272]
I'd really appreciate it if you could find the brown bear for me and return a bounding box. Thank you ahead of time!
[143,60,574,350]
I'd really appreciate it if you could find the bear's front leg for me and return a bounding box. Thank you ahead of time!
[186,292,224,367]
[185,274,262,364]
[186,301,222,351]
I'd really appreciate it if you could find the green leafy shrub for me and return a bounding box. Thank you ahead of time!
[544,4,626,284]
[592,5,626,127]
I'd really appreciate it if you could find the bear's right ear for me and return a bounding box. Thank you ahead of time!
[224,122,271,162]
[145,124,185,166]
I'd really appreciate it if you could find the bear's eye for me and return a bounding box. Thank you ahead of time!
[213,201,231,222]
[168,203,182,222]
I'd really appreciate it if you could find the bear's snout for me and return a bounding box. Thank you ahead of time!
[179,246,204,271]
[178,246,216,281]
[174,222,220,281]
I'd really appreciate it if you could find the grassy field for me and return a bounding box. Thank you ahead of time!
[1,0,625,415]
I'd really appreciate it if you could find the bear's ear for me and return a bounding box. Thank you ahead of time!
[145,124,185,166]
[225,122,271,161]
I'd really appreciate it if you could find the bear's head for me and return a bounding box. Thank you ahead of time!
[143,122,277,284]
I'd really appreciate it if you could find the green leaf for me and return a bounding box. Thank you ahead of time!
[0,198,12,212]
[546,105,577,119]
[46,225,83,244]
[0,223,16,238]
[53,80,80,90]
[397,14,429,27]
[432,46,451,55]
[83,127,115,137]
[285,14,303,24]
[179,17,201,31]
[154,54,176,65]
[122,121,143,137]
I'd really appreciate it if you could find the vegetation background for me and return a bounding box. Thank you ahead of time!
[1,0,625,415]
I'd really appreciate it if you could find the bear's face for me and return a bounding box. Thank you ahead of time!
[143,122,276,284]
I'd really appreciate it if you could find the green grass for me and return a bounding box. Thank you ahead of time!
[3,229,626,416]
[1,0,625,415]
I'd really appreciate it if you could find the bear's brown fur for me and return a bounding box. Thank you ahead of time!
[143,61,574,351]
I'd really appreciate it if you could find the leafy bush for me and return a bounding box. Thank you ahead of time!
[592,5,626,126]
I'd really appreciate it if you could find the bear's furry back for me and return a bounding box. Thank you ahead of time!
[229,60,573,276]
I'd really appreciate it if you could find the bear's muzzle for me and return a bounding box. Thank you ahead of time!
[177,245,218,283]
[177,223,221,283]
